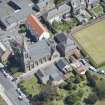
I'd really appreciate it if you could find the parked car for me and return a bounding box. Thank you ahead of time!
[80,59,87,65]
[1,69,8,77]
[18,95,23,100]
[89,66,97,72]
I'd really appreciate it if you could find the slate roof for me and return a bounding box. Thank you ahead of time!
[54,33,67,44]
[56,58,68,71]
[28,39,51,61]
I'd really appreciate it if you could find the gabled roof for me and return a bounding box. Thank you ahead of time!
[27,15,48,37]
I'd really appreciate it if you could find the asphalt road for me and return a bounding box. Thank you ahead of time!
[0,71,30,105]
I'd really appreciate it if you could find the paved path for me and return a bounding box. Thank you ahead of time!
[0,84,13,105]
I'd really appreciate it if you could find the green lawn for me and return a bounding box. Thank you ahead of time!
[91,4,103,17]
[18,76,43,97]
[74,19,105,67]
[0,96,7,105]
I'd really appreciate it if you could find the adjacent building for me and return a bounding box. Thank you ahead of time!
[43,4,71,23]
[54,33,80,59]
[70,0,86,15]
[26,15,50,41]
[71,61,87,75]
[0,41,11,62]
[0,0,35,30]
[36,0,55,13]
[55,58,72,74]
[36,64,64,85]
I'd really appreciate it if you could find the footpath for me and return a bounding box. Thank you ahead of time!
[0,84,13,105]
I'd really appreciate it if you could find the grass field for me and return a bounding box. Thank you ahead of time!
[74,19,105,67]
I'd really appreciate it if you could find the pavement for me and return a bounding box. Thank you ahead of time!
[0,71,30,105]
[0,84,13,105]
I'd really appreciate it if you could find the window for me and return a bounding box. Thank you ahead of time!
[8,1,21,10]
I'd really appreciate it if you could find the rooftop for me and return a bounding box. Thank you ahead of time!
[28,39,51,61]
[27,15,48,37]
[0,0,36,29]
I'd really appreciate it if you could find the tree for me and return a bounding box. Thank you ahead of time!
[95,79,105,100]
[38,85,60,102]
[74,75,81,84]
[64,81,73,90]
[86,71,96,87]
[64,93,80,105]
[77,89,84,97]
[84,93,98,105]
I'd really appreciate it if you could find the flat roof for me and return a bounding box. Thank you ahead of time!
[0,0,35,28]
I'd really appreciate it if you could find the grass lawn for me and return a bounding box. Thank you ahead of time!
[18,76,43,97]
[91,4,103,17]
[74,19,105,67]
[0,96,7,105]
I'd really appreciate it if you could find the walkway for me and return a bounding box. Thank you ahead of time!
[0,84,13,105]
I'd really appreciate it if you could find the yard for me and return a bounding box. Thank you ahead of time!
[73,19,105,67]
[0,96,7,105]
[18,76,43,98]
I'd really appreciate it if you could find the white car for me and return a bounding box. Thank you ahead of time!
[89,66,97,72]
[18,95,23,100]
[2,69,8,77]
[80,59,87,65]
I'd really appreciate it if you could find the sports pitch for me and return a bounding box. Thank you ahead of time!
[74,19,105,67]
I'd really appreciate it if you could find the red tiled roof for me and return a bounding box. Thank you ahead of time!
[27,15,48,37]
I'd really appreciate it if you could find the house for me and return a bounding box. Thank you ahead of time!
[70,0,86,15]
[36,0,55,12]
[86,0,100,7]
[55,58,72,74]
[36,64,64,85]
[101,0,105,10]
[26,15,50,41]
[23,39,60,71]
[71,61,87,75]
[54,33,80,58]
[0,42,11,62]
[43,4,71,23]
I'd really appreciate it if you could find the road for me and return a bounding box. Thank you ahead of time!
[0,71,30,105]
